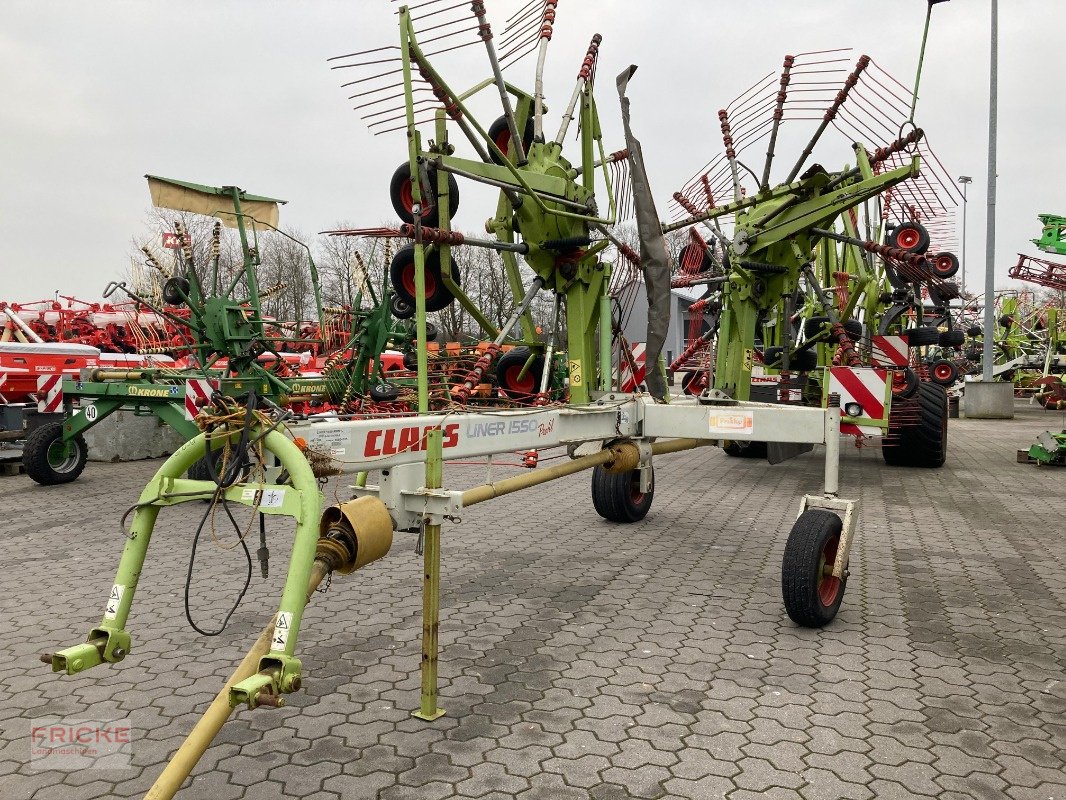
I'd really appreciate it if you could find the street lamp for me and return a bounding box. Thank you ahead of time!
[957,175,972,295]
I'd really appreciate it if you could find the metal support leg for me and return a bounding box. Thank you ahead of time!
[413,428,445,721]
[823,399,841,497]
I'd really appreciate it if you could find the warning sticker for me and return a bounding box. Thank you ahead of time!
[241,488,286,508]
[104,584,125,620]
[708,412,754,436]
[568,359,584,387]
[272,612,293,651]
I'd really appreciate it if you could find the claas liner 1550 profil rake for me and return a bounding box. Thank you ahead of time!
[40,3,900,795]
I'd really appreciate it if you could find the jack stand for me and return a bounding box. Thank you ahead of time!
[413,428,446,721]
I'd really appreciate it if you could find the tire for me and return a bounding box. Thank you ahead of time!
[487,114,534,165]
[390,294,414,320]
[966,326,982,338]
[723,440,768,459]
[763,346,818,372]
[929,281,960,305]
[389,245,459,313]
[369,382,402,402]
[891,367,919,399]
[781,509,846,628]
[188,455,215,482]
[677,242,711,274]
[495,347,544,399]
[389,162,460,226]
[680,370,707,396]
[423,321,438,342]
[939,329,965,348]
[930,359,959,386]
[905,326,940,347]
[890,222,930,254]
[591,465,654,523]
[24,422,88,485]
[930,251,960,279]
[882,381,948,468]
[802,317,861,342]
[162,276,190,306]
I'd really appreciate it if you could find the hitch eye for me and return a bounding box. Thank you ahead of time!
[843,401,863,418]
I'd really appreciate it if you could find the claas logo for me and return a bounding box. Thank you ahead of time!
[364,423,460,457]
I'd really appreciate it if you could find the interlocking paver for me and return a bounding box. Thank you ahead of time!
[1,401,1063,799]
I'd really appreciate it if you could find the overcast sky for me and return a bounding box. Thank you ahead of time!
[1,0,1061,302]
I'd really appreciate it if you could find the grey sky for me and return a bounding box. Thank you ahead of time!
[1,1,1060,302]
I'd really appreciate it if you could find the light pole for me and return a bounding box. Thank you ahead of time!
[957,175,972,295]
[982,0,997,384]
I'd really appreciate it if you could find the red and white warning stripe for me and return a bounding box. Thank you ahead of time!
[0,374,7,404]
[620,341,647,392]
[37,374,63,414]
[871,334,909,367]
[828,366,889,437]
[184,378,217,420]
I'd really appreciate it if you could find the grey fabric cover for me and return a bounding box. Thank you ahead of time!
[616,65,670,401]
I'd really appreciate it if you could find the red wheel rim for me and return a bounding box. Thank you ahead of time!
[934,255,954,275]
[630,472,645,504]
[402,262,437,298]
[818,533,842,606]
[495,129,511,157]
[399,179,431,219]
[933,363,954,382]
[504,364,535,394]
[895,227,919,250]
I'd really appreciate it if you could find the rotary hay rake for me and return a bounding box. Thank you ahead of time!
[665,44,961,469]
[43,4,895,795]
[15,176,435,486]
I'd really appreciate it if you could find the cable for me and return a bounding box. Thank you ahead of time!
[183,488,254,637]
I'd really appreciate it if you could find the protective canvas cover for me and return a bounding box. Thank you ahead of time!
[616,66,670,401]
[147,176,281,229]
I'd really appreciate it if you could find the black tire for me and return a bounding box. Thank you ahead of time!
[495,347,544,399]
[763,346,818,372]
[802,317,861,342]
[781,509,846,628]
[677,242,711,274]
[389,245,459,313]
[390,294,414,320]
[680,370,707,396]
[929,281,960,306]
[891,367,919,399]
[890,222,931,254]
[939,329,965,348]
[187,455,215,482]
[905,326,940,347]
[369,382,402,402]
[24,422,88,485]
[882,381,948,468]
[930,251,960,279]
[162,276,190,306]
[723,440,768,459]
[929,359,959,387]
[423,321,438,342]
[389,162,460,226]
[591,465,654,523]
[487,114,534,165]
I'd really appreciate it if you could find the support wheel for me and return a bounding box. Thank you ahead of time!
[496,347,544,399]
[390,245,460,313]
[487,114,534,165]
[723,440,768,459]
[389,162,459,227]
[890,222,930,254]
[591,465,654,523]
[782,509,846,628]
[24,422,88,485]
[882,380,948,468]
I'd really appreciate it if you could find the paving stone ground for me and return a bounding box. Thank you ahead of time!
[1,399,1063,800]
